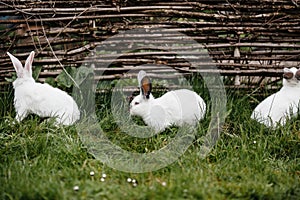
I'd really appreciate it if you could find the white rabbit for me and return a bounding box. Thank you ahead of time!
[7,51,80,125]
[129,70,206,132]
[251,67,300,127]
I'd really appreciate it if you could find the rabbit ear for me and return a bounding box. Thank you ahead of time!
[24,51,34,77]
[137,70,152,99]
[7,52,24,78]
[137,70,147,87]
[141,76,152,99]
[283,68,294,80]
[295,69,300,80]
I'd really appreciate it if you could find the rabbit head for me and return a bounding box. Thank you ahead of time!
[7,51,35,87]
[129,70,154,116]
[283,67,300,87]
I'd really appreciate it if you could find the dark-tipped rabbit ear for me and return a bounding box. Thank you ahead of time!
[137,70,152,99]
[283,72,293,80]
[283,68,293,79]
[295,69,300,80]
[137,70,147,87]
[141,76,152,99]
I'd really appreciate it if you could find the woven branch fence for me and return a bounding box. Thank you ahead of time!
[0,0,299,90]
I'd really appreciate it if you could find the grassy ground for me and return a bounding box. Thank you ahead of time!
[0,85,299,200]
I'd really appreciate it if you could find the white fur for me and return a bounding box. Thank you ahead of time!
[130,71,206,132]
[251,67,300,127]
[7,51,80,125]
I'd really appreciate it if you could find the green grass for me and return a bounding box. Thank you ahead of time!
[0,86,299,200]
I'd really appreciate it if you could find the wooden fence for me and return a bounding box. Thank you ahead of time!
[0,0,299,89]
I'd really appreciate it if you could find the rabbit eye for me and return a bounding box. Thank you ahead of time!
[135,102,140,105]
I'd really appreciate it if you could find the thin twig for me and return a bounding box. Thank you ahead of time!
[23,14,39,51]
[39,16,80,89]
[0,1,36,16]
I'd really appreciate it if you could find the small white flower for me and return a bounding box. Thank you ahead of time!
[253,140,257,144]
[132,179,136,183]
[102,173,107,178]
[100,177,105,182]
[162,182,167,187]
[132,182,137,187]
[127,178,132,183]
[73,185,79,191]
[90,171,95,176]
